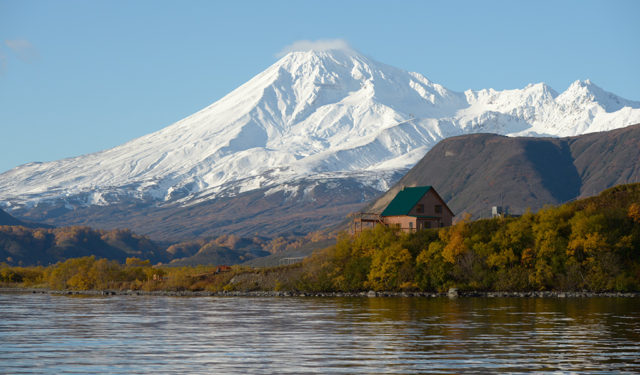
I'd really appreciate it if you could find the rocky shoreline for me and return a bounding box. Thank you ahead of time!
[1,287,638,298]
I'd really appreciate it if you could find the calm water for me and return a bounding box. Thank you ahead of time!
[1,293,639,374]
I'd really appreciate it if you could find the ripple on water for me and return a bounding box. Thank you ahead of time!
[0,294,639,374]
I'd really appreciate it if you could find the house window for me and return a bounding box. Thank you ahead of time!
[416,204,424,214]
[435,205,442,214]
[425,221,431,229]
[409,222,413,229]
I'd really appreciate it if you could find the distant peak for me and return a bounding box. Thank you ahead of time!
[524,82,553,91]
[564,79,605,98]
[569,79,597,89]
[562,79,639,111]
[523,82,558,98]
[276,39,357,57]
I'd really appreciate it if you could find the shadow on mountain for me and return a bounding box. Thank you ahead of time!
[524,140,580,203]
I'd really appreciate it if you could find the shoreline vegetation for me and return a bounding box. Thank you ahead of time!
[2,183,639,295]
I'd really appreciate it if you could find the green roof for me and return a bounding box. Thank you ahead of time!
[381,186,432,216]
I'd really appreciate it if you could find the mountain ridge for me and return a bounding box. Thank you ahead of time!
[0,208,51,229]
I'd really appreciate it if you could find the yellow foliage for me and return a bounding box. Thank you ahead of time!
[441,214,470,263]
[90,258,123,289]
[67,272,92,290]
[628,203,640,223]
[46,256,96,290]
[529,259,554,290]
[126,257,150,267]
[521,248,534,268]
[486,248,517,268]
[399,281,418,291]
[415,248,430,267]
[367,243,412,291]
[567,232,609,258]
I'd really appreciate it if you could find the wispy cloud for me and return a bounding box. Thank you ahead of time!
[5,39,40,63]
[276,39,355,57]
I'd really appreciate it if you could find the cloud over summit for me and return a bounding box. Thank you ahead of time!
[276,39,355,57]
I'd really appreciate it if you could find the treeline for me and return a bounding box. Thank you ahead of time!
[2,184,639,293]
[0,255,299,292]
[296,183,640,292]
[0,223,331,267]
[0,256,237,291]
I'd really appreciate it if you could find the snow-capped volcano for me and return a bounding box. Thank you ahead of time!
[1,48,639,212]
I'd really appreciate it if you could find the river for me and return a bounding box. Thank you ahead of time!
[1,293,639,374]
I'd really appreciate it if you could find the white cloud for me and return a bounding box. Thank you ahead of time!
[276,39,355,57]
[5,39,39,63]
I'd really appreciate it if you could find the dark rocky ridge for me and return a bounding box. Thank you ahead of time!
[0,208,51,229]
[369,123,640,218]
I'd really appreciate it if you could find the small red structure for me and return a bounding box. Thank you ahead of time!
[216,265,232,273]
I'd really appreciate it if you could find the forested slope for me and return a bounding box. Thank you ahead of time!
[301,183,640,292]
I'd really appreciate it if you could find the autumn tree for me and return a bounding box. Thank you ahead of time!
[367,243,414,291]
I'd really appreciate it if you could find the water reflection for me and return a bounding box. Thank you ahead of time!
[1,293,639,374]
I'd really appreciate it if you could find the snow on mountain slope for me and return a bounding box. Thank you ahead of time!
[1,48,639,211]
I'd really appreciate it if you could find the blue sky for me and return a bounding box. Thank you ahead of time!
[1,0,639,173]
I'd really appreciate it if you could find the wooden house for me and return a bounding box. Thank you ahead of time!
[352,186,454,233]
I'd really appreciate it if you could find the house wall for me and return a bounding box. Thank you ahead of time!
[383,215,445,232]
[382,216,417,231]
[408,189,453,226]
